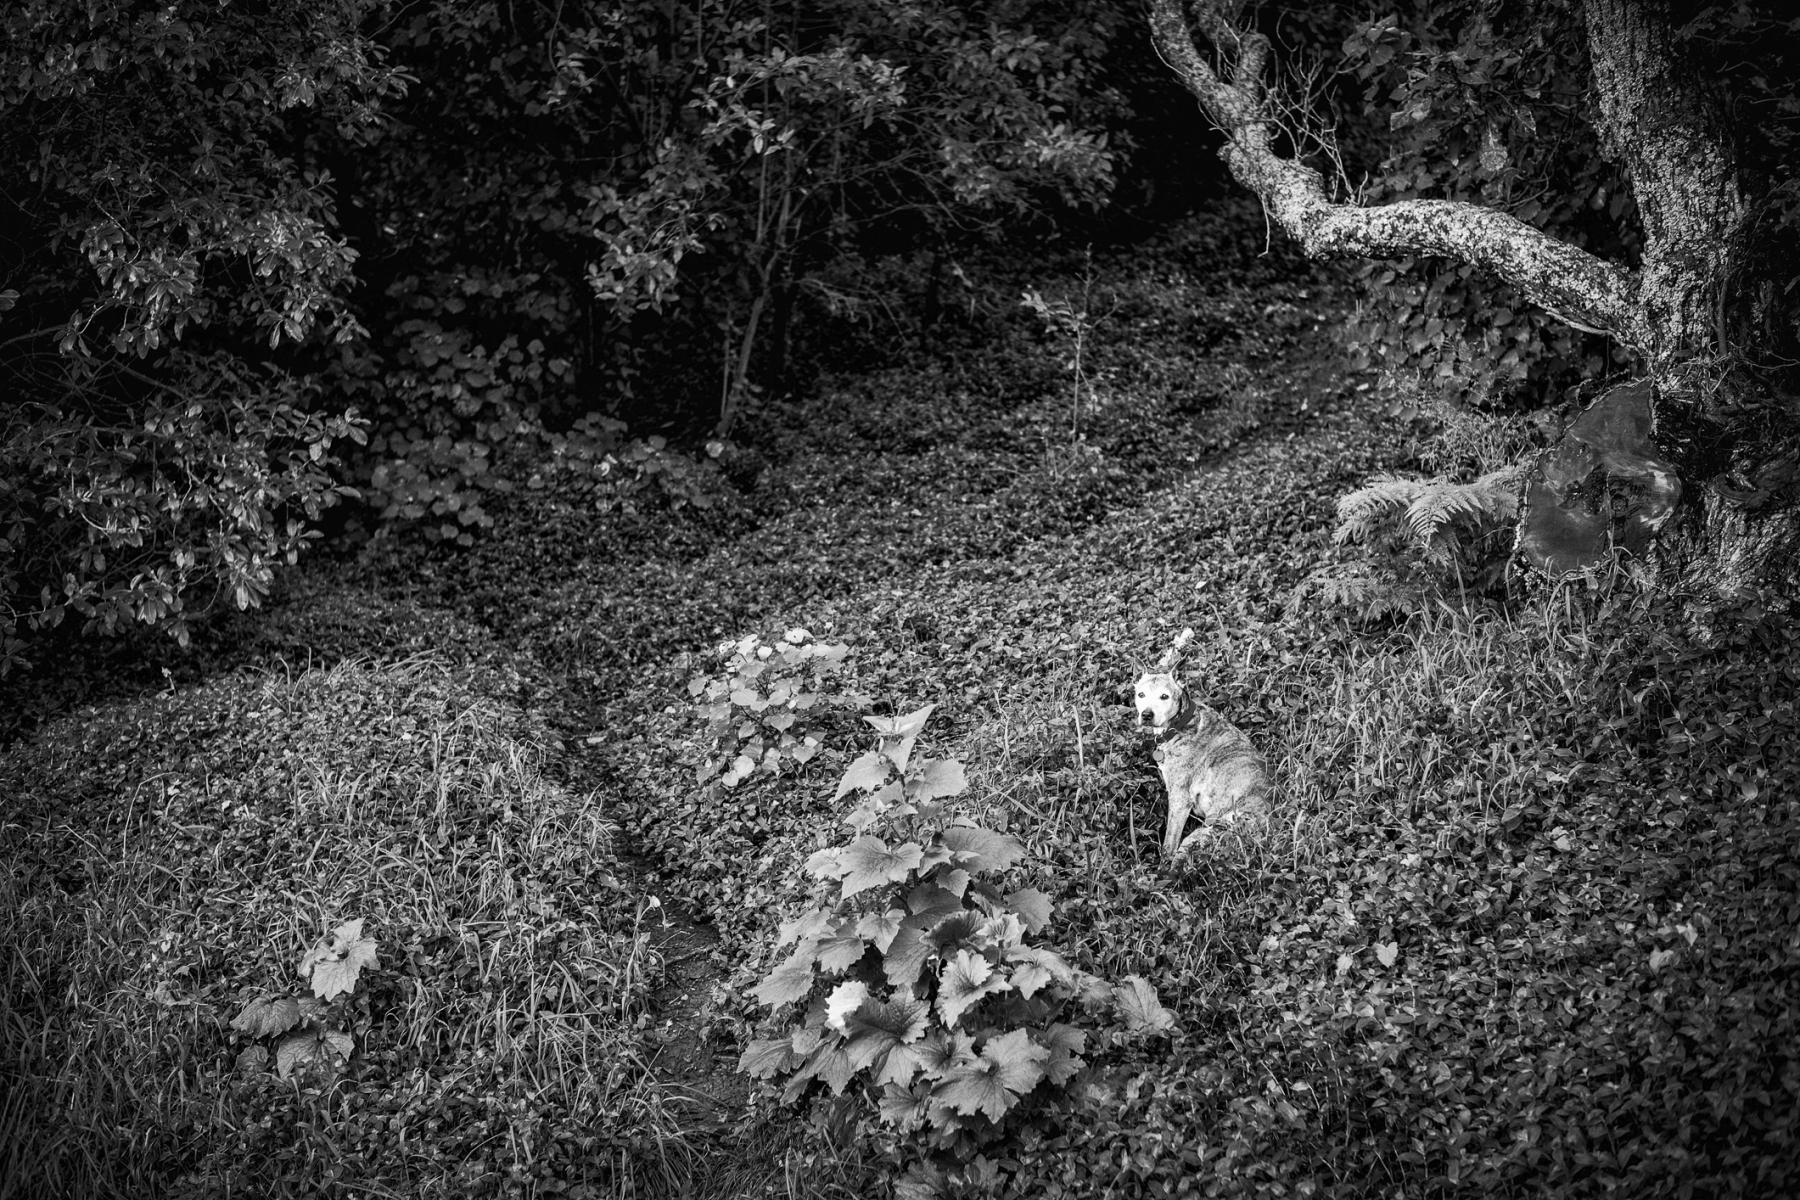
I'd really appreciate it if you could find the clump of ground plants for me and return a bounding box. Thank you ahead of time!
[741,703,1178,1198]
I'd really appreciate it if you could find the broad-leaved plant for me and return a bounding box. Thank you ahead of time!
[228,918,379,1085]
[739,704,1175,1196]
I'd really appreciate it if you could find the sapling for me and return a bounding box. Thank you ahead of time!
[1021,247,1112,440]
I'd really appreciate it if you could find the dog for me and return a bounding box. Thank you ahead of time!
[1134,671,1270,858]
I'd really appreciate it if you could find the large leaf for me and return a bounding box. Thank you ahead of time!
[933,1060,1015,1125]
[978,913,1026,954]
[910,759,968,801]
[855,908,905,953]
[939,824,1025,875]
[878,1080,934,1131]
[934,866,973,898]
[1006,945,1074,998]
[925,911,983,957]
[233,1044,269,1077]
[230,995,303,1038]
[296,919,378,1002]
[882,926,934,990]
[914,1029,978,1074]
[738,1035,802,1079]
[855,994,932,1046]
[1112,975,1177,1035]
[930,1029,1049,1123]
[872,1040,927,1089]
[936,949,1010,1028]
[275,1027,353,1081]
[1039,1022,1088,1086]
[816,931,868,974]
[865,703,936,775]
[752,946,817,1009]
[844,993,931,1070]
[804,847,846,880]
[838,836,924,899]
[835,751,893,801]
[979,1028,1050,1096]
[903,882,965,925]
[824,980,871,1032]
[785,1038,856,1100]
[776,907,834,949]
[1006,888,1053,934]
[915,844,956,874]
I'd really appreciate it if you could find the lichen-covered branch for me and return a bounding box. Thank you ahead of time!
[1149,0,1645,347]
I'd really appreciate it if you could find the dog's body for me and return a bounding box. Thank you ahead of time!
[1134,671,1269,858]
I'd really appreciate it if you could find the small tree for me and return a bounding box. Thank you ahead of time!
[1149,0,1800,604]
[0,0,400,667]
[565,0,1125,433]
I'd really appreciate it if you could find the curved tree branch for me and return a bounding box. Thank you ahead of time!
[1149,0,1646,347]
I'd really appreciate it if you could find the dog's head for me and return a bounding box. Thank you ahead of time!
[1132,671,1185,730]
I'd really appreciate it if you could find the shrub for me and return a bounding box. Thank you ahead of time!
[1332,2,1637,406]
[0,1,398,666]
[740,703,1177,1198]
[228,919,379,1084]
[348,325,574,545]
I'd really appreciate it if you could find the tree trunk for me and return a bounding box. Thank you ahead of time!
[1148,0,1800,604]
[1584,0,1800,600]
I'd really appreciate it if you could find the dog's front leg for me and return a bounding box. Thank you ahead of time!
[1161,781,1196,860]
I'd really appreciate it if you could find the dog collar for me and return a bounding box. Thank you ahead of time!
[1153,693,1200,746]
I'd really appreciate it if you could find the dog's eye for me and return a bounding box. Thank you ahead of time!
[1159,694,1169,700]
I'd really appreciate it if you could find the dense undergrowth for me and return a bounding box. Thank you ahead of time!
[4,205,1796,1197]
[0,652,700,1197]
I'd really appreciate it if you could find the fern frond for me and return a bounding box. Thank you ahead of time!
[1334,475,1426,545]
[1400,465,1525,550]
[1286,565,1422,622]
[1323,572,1411,620]
[1473,464,1526,511]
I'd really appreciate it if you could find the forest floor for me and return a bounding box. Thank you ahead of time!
[4,204,1797,1199]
